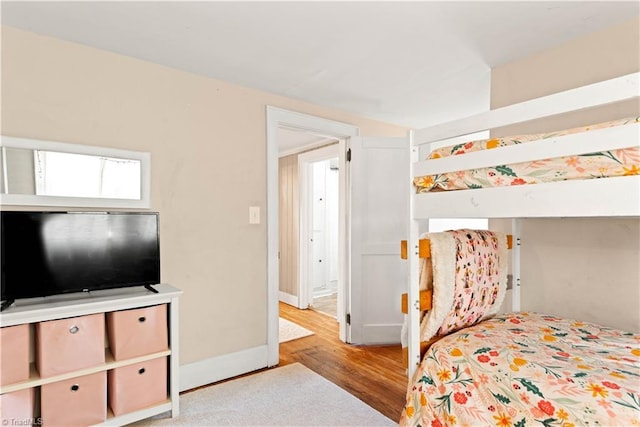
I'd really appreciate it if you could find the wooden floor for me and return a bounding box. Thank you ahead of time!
[310,292,337,317]
[278,302,407,421]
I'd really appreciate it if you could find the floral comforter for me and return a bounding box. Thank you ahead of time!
[400,312,640,427]
[414,117,640,193]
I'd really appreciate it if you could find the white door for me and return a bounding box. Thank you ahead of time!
[347,136,408,344]
[310,161,329,295]
[309,159,339,299]
[297,144,348,342]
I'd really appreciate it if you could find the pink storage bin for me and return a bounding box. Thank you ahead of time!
[0,324,30,385]
[35,313,105,378]
[108,356,167,416]
[41,371,106,427]
[106,304,168,360]
[0,388,35,424]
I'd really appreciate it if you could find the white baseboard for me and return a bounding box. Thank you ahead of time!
[278,291,299,308]
[360,323,402,345]
[180,345,268,392]
[312,289,337,298]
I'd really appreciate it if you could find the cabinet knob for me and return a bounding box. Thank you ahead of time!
[138,316,146,323]
[69,325,80,334]
[71,384,80,392]
[138,368,146,375]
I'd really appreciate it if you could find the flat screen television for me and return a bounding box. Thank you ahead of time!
[1,211,160,308]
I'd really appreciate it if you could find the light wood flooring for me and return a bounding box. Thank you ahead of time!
[310,292,337,317]
[278,302,407,421]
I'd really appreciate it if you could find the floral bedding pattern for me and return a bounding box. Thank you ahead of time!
[434,230,506,339]
[414,117,640,193]
[400,312,640,427]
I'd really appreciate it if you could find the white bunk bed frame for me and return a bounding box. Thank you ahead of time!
[405,72,640,378]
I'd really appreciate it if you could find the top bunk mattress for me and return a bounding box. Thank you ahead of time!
[414,117,640,193]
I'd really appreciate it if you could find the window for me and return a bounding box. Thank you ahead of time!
[34,150,141,199]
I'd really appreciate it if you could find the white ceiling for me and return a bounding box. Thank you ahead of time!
[1,1,638,130]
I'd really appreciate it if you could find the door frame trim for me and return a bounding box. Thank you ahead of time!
[266,106,359,366]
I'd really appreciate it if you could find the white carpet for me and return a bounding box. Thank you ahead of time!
[279,317,314,343]
[133,363,396,426]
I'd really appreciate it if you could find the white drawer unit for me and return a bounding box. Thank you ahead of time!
[0,284,182,426]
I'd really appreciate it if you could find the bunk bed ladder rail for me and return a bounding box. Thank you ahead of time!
[511,219,521,312]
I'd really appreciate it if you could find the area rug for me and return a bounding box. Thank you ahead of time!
[133,363,396,426]
[279,317,314,343]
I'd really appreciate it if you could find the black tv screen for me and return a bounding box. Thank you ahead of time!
[1,211,160,302]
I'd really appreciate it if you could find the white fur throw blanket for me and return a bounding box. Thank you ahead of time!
[402,229,508,347]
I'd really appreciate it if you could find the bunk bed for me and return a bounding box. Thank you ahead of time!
[400,72,640,426]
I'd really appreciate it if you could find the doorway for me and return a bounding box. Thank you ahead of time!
[266,106,359,366]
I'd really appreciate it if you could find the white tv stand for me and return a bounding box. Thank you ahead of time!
[0,284,182,426]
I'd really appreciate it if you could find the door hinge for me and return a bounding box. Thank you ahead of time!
[346,313,351,325]
[346,148,352,162]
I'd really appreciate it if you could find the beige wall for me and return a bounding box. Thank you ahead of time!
[278,154,299,297]
[1,26,408,365]
[490,17,640,332]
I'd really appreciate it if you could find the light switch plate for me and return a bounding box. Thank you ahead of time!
[249,206,260,224]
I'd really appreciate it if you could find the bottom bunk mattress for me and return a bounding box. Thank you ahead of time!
[400,312,640,427]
